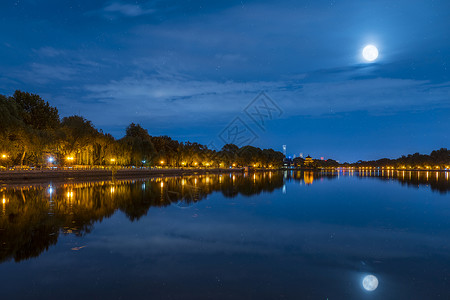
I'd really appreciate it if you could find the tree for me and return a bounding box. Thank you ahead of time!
[120,123,156,166]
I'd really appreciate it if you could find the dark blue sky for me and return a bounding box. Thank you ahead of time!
[1,0,449,162]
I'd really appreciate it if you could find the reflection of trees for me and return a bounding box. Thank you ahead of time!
[283,170,339,184]
[357,170,450,194]
[0,172,284,263]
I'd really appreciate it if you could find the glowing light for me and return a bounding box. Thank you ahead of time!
[1,154,7,159]
[2,198,5,204]
[362,45,379,62]
[160,182,164,188]
[66,156,74,161]
[160,160,164,165]
[110,158,116,163]
[48,157,55,163]
[362,275,379,291]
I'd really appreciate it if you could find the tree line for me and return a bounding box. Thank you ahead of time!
[349,148,450,169]
[291,150,450,170]
[0,91,284,168]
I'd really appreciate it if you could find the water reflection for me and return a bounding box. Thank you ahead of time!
[355,169,450,194]
[1,170,449,264]
[1,170,450,299]
[0,173,282,263]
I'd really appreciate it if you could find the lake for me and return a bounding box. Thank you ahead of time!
[1,170,449,299]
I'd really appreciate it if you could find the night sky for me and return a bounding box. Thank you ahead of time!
[1,0,449,162]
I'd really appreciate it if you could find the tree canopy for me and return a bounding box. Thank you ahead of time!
[0,91,285,168]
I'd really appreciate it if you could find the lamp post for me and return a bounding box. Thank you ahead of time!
[1,153,7,169]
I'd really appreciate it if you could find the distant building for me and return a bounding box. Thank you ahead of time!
[304,155,314,167]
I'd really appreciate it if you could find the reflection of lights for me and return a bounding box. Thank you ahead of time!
[48,186,54,194]
[2,198,5,204]
[110,158,116,163]
[160,182,164,188]
[362,275,378,291]
[110,187,115,193]
[66,156,74,161]
[67,191,74,198]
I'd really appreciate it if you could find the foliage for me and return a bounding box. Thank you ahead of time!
[0,91,285,168]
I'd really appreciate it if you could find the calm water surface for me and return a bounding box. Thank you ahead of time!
[1,170,449,299]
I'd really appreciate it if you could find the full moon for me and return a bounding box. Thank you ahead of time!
[362,45,379,62]
[362,275,379,291]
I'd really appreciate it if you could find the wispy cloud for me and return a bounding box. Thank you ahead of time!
[101,1,155,18]
[82,71,450,127]
[33,46,65,57]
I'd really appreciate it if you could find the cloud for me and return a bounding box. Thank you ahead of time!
[33,46,65,57]
[18,63,78,84]
[101,1,155,18]
[82,71,450,128]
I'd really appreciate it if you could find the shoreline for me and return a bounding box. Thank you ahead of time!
[0,168,249,185]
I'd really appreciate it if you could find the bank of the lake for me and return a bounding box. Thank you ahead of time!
[0,167,254,183]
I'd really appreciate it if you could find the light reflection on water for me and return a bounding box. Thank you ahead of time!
[0,171,449,299]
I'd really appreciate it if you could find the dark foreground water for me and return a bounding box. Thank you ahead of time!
[1,170,449,300]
